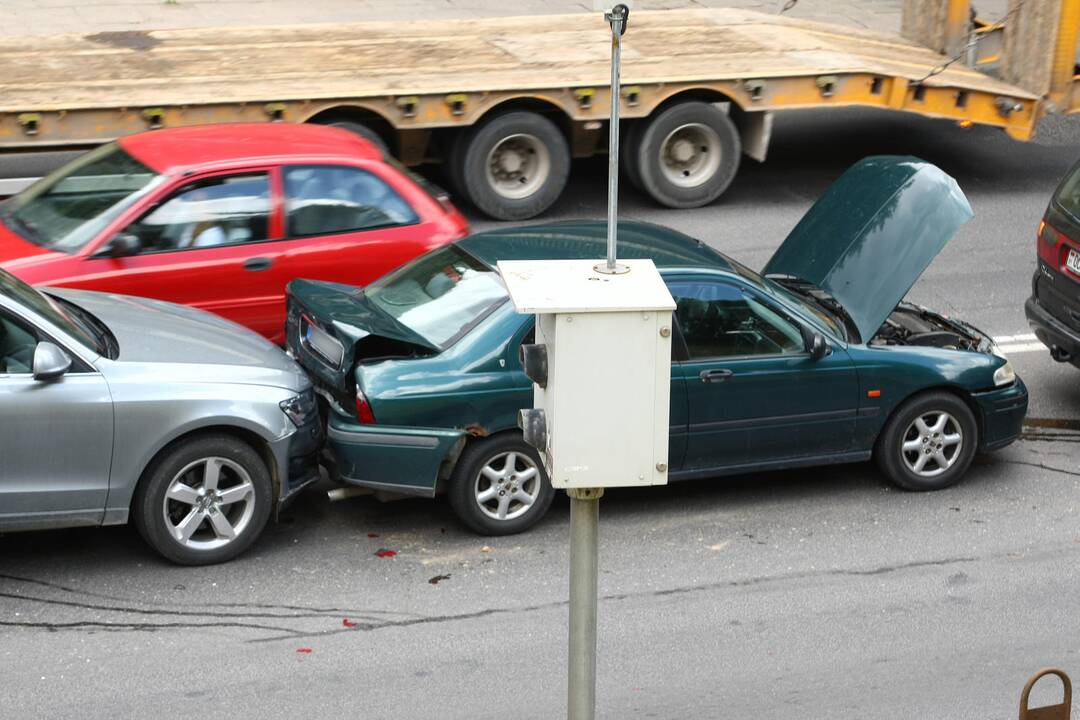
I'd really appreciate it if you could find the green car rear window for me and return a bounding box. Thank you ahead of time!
[366,245,508,349]
[1056,164,1080,221]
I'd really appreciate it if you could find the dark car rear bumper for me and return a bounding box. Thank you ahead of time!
[971,377,1028,452]
[1026,294,1080,362]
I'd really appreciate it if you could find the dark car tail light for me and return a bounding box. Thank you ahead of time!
[356,388,377,424]
[1038,219,1063,266]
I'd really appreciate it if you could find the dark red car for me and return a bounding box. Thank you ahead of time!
[0,124,468,343]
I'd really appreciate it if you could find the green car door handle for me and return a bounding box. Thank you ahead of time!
[699,368,733,383]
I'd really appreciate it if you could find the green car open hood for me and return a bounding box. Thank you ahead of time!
[763,156,973,342]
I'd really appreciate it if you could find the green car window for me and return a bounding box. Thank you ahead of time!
[366,245,508,349]
[669,280,804,359]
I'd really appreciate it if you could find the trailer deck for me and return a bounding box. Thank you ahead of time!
[0,8,1041,150]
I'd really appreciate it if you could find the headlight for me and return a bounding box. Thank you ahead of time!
[993,358,1015,387]
[280,388,318,427]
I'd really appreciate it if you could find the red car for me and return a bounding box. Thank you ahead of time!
[0,124,468,342]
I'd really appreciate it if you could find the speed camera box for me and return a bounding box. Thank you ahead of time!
[498,258,674,489]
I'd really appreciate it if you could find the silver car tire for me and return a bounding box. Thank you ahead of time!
[133,434,272,565]
[875,391,978,492]
[447,434,555,536]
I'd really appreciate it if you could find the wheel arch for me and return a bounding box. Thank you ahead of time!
[465,97,574,143]
[130,425,281,514]
[305,105,398,154]
[876,384,984,452]
[434,426,526,495]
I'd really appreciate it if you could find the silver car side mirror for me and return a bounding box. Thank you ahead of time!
[33,342,72,381]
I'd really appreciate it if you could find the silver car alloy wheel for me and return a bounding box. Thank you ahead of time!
[658,122,723,188]
[162,456,257,551]
[900,411,963,478]
[485,133,551,200]
[474,450,541,521]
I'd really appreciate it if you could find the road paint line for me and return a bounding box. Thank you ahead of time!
[993,333,1037,343]
[996,342,1046,354]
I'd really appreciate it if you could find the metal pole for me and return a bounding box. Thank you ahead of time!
[568,487,603,720]
[596,4,629,276]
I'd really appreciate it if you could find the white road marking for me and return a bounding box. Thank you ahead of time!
[995,342,1047,354]
[992,333,1037,343]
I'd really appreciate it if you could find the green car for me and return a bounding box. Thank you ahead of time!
[286,157,1027,535]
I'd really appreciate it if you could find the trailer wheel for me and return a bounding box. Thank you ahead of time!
[323,120,391,159]
[620,120,646,195]
[634,101,741,209]
[453,111,570,220]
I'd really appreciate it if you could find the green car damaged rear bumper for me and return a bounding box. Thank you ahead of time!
[326,414,466,497]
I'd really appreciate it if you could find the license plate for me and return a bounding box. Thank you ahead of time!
[1067,249,1080,275]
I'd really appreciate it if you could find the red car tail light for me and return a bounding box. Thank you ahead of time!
[1038,219,1063,266]
[356,388,377,424]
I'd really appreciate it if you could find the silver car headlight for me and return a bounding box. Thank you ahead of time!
[280,388,318,427]
[993,357,1015,387]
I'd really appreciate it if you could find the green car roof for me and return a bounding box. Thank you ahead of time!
[457,220,734,271]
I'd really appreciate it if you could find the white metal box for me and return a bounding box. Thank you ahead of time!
[498,258,675,489]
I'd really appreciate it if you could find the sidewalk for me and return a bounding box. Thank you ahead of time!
[3,0,906,37]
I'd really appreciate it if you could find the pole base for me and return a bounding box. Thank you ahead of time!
[593,262,630,275]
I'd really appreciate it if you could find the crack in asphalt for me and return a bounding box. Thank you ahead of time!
[1001,460,1080,477]
[0,620,304,634]
[2,553,1056,642]
[0,572,417,620]
[0,590,395,624]
[249,555,981,644]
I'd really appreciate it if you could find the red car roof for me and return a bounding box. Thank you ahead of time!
[118,123,382,174]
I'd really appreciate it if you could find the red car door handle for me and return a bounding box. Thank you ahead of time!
[699,368,733,383]
[244,257,273,272]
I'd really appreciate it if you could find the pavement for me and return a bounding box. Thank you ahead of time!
[3,104,1080,719]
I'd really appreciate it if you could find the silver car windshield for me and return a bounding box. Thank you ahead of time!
[366,245,508,349]
[0,143,164,253]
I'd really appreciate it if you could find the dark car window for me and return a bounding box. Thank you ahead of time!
[669,281,804,359]
[1055,163,1080,221]
[367,245,507,349]
[284,165,418,237]
[123,173,272,252]
[0,143,163,254]
[0,312,39,374]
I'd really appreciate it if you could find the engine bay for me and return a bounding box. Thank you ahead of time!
[870,303,989,351]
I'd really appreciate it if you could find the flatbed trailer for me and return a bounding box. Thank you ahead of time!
[0,5,1074,218]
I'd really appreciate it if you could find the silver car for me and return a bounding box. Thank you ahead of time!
[0,269,321,565]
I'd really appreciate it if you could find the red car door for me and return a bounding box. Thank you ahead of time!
[78,167,289,338]
[275,163,449,295]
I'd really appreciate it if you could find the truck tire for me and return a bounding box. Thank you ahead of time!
[634,101,741,209]
[874,391,978,491]
[620,119,646,194]
[132,434,273,565]
[452,111,570,220]
[323,119,391,158]
[448,434,555,536]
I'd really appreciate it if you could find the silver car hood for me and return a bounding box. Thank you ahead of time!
[48,288,308,390]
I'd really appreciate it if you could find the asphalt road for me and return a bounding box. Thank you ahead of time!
[3,107,1080,719]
